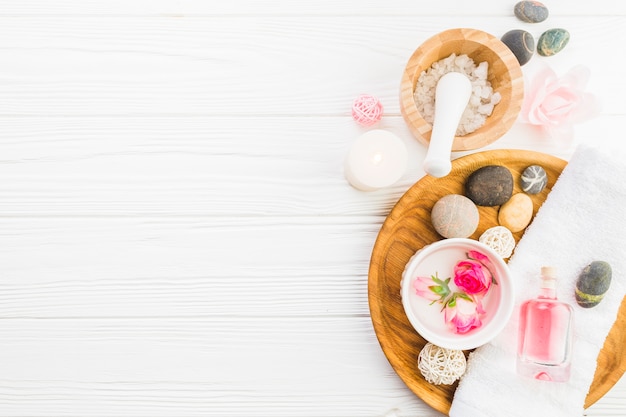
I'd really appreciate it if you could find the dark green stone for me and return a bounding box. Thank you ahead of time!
[501,29,535,66]
[514,1,549,23]
[537,28,570,57]
[575,261,612,308]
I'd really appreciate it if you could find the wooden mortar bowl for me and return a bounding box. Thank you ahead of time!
[400,28,524,151]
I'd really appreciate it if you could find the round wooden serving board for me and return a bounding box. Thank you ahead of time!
[368,149,626,415]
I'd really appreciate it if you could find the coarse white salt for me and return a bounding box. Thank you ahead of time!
[413,53,501,136]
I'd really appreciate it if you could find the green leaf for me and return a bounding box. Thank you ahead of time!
[456,292,473,302]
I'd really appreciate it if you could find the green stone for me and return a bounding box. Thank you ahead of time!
[575,261,612,308]
[537,28,570,57]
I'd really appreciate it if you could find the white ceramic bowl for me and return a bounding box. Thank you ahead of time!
[401,238,514,350]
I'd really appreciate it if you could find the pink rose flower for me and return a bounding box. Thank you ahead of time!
[411,252,496,334]
[467,250,494,273]
[413,273,451,303]
[444,294,482,334]
[453,259,492,296]
[520,64,599,140]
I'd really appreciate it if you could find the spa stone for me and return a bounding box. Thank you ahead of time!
[537,28,570,57]
[465,165,514,207]
[431,194,479,239]
[575,261,612,308]
[498,193,533,233]
[501,29,535,66]
[520,165,547,194]
[514,1,549,23]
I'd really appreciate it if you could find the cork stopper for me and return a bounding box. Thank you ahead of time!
[541,266,557,278]
[540,266,557,289]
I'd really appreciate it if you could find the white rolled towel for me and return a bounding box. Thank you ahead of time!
[449,144,626,417]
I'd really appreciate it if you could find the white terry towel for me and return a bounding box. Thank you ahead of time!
[449,143,626,417]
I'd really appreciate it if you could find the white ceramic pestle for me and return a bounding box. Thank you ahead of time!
[422,72,473,178]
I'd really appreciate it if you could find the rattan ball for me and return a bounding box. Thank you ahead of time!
[351,94,384,126]
[417,342,467,385]
[479,225,516,258]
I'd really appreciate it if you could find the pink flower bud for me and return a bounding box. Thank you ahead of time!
[454,259,492,295]
[444,294,482,334]
[413,276,443,302]
[413,273,451,303]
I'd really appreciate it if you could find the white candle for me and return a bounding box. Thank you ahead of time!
[344,129,408,191]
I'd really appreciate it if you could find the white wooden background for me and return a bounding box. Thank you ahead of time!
[0,1,625,416]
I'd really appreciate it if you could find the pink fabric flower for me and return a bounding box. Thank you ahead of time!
[444,294,482,334]
[453,259,492,296]
[520,64,599,140]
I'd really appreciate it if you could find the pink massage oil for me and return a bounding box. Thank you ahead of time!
[517,266,573,382]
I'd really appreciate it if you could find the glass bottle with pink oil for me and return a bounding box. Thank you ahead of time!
[517,266,574,382]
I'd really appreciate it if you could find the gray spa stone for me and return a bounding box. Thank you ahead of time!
[520,165,547,194]
[431,194,479,239]
[514,1,549,23]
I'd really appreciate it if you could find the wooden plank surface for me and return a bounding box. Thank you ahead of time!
[0,1,625,416]
[1,1,625,16]
[0,17,624,115]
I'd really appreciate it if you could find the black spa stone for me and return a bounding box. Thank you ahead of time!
[465,165,514,207]
[501,29,535,66]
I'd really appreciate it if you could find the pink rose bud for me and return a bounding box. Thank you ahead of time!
[444,294,482,334]
[454,259,492,295]
[413,273,451,303]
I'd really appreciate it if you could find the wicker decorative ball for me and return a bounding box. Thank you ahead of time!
[351,94,384,126]
[417,342,467,385]
[479,225,516,258]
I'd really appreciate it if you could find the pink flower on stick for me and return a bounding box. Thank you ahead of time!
[444,294,482,334]
[520,64,599,140]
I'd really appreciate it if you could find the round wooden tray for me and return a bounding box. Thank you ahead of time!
[368,149,626,415]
